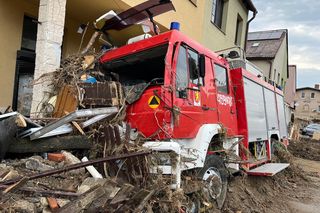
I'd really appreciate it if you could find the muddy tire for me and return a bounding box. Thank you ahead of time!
[197,155,228,209]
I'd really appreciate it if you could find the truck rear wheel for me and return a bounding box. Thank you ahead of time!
[197,155,228,209]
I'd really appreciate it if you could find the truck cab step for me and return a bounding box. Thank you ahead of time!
[247,163,290,176]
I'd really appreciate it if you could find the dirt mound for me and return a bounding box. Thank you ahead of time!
[288,139,320,161]
[221,146,311,213]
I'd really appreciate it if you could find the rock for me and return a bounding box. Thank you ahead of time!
[56,198,70,207]
[40,197,49,207]
[25,156,54,172]
[12,200,36,213]
[61,151,85,174]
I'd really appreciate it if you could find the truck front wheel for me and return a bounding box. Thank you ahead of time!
[198,155,228,209]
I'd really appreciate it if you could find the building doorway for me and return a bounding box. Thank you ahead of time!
[12,16,37,116]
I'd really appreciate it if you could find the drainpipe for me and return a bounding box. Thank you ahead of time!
[244,10,257,50]
[268,60,273,84]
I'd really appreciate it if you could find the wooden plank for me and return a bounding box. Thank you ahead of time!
[57,186,106,213]
[110,184,135,204]
[71,121,85,135]
[53,85,78,118]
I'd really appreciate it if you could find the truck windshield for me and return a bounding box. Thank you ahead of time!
[102,44,168,86]
[102,44,168,104]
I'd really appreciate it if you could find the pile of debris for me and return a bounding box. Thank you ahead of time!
[0,53,196,213]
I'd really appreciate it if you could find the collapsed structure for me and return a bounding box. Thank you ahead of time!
[0,0,290,212]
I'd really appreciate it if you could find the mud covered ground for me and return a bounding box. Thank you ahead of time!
[220,139,320,213]
[288,138,320,161]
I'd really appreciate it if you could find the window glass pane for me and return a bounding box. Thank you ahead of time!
[301,92,305,98]
[21,16,38,51]
[176,46,188,92]
[211,0,217,23]
[187,49,201,85]
[214,64,228,93]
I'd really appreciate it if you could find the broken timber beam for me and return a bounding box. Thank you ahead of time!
[0,115,25,159]
[0,150,152,186]
[7,136,91,154]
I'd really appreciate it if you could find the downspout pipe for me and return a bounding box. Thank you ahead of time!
[244,10,257,50]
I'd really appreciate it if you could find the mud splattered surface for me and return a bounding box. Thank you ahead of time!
[220,139,320,213]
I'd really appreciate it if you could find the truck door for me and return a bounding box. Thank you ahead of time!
[173,44,204,138]
[212,63,237,136]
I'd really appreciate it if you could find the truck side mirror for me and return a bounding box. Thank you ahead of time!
[199,54,205,78]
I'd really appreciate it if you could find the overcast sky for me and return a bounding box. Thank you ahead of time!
[249,0,320,88]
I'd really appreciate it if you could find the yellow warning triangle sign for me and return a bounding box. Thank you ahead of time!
[148,96,160,109]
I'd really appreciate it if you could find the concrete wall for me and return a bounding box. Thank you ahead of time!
[294,89,320,120]
[271,37,288,88]
[284,65,296,107]
[0,0,38,111]
[121,0,206,42]
[0,0,101,111]
[249,60,271,79]
[202,0,249,51]
[122,0,249,52]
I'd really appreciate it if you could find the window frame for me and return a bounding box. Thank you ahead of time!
[211,0,224,29]
[213,62,229,94]
[311,92,315,99]
[175,45,189,98]
[185,47,203,86]
[301,92,305,99]
[234,14,243,46]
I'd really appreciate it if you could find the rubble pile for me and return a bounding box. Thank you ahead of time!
[0,54,196,213]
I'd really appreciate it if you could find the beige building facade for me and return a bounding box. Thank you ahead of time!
[294,86,320,120]
[0,0,256,114]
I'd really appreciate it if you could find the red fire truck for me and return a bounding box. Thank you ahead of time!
[101,30,288,206]
[99,29,289,207]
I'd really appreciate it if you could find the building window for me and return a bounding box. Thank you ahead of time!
[301,92,305,98]
[303,104,309,111]
[235,14,243,45]
[211,0,224,28]
[21,16,38,51]
[214,64,229,94]
[311,92,315,99]
[318,105,320,112]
